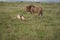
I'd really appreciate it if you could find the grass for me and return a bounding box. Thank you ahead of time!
[0,2,60,40]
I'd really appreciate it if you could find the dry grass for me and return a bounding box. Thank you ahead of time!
[0,2,60,40]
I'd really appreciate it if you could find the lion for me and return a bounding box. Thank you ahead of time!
[26,5,43,16]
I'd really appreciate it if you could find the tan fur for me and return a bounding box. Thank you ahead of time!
[26,5,43,16]
[16,14,25,20]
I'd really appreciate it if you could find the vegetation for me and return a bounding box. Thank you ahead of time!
[0,2,60,40]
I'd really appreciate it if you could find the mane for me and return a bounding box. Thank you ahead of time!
[29,5,35,7]
[27,5,34,9]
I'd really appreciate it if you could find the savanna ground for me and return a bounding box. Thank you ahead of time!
[0,2,60,40]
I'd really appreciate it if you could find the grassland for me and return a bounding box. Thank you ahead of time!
[0,2,60,40]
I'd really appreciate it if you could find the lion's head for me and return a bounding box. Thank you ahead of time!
[26,5,35,12]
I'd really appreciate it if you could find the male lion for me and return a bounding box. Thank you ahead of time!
[26,5,43,16]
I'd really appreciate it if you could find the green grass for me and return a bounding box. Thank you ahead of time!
[0,2,60,40]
